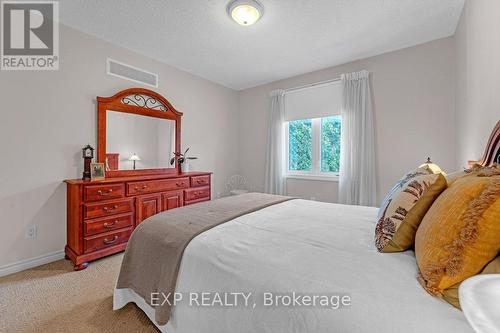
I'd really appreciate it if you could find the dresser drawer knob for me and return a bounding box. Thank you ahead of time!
[103,205,118,212]
[176,182,184,187]
[196,179,204,184]
[103,235,119,245]
[103,220,118,228]
[97,189,113,196]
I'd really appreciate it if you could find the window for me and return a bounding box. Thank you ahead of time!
[286,115,341,179]
[283,80,342,180]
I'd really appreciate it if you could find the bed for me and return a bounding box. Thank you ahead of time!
[114,120,500,332]
[114,199,472,332]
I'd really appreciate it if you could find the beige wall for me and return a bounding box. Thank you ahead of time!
[0,25,239,268]
[238,37,456,204]
[455,0,500,168]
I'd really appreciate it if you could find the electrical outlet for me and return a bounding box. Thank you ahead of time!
[217,192,221,198]
[310,197,316,201]
[25,225,38,240]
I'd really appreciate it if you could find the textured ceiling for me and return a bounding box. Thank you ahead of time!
[59,0,465,90]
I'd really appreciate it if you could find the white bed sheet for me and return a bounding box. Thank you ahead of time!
[114,199,472,333]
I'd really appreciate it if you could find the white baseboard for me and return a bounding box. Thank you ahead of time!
[0,250,65,277]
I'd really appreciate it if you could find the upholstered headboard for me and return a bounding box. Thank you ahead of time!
[469,120,500,167]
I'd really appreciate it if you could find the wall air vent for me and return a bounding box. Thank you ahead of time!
[106,58,158,88]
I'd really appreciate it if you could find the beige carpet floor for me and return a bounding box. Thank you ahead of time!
[0,254,158,333]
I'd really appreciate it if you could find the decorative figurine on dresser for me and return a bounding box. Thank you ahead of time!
[64,88,212,271]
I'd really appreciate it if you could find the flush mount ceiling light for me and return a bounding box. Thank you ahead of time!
[227,0,264,26]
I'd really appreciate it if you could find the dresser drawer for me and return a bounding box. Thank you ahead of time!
[84,183,125,202]
[84,227,132,253]
[190,175,210,187]
[84,213,134,236]
[127,177,189,196]
[184,186,210,201]
[84,198,134,220]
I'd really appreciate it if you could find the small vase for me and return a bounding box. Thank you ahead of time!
[181,162,190,173]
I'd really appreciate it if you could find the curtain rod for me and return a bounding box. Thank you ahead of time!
[283,69,369,94]
[283,77,342,94]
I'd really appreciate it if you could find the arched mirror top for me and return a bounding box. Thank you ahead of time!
[97,88,183,119]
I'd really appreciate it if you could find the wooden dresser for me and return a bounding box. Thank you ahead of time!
[64,172,211,270]
[65,87,211,270]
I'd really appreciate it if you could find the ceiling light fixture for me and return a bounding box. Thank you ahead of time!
[227,0,264,26]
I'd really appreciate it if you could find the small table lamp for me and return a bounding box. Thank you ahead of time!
[129,153,141,170]
[419,157,444,174]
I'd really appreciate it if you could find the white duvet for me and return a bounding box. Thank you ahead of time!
[114,199,472,333]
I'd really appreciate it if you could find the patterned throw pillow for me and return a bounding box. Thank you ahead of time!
[415,167,500,303]
[375,167,447,252]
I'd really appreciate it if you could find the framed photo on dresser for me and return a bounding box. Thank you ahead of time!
[90,163,105,180]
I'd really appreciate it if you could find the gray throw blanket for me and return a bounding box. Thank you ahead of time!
[116,192,293,325]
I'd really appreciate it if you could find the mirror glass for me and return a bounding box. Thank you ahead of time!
[106,111,175,170]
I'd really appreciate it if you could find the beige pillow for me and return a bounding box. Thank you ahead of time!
[375,167,447,252]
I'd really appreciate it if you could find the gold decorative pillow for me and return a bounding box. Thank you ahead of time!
[415,169,500,299]
[375,167,447,252]
[442,256,500,309]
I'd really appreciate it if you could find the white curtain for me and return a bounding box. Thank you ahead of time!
[339,70,377,206]
[264,89,286,195]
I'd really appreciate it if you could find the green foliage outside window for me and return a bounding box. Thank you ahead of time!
[288,119,312,171]
[288,116,341,174]
[321,116,341,172]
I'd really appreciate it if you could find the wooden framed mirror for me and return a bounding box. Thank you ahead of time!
[97,88,182,177]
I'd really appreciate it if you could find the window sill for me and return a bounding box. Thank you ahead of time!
[286,174,339,182]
